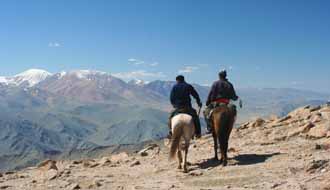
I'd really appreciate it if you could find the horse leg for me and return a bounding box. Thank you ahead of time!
[183,142,189,173]
[222,138,228,166]
[223,116,235,166]
[218,134,225,165]
[177,150,182,170]
[212,132,219,161]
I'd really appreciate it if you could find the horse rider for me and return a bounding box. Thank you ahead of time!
[204,70,240,133]
[168,75,202,139]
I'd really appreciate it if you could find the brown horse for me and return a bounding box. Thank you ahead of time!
[211,104,236,166]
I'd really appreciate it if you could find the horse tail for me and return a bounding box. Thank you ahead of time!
[169,124,183,160]
[218,111,230,148]
[219,111,229,135]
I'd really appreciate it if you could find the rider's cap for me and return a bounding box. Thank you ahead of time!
[176,75,185,82]
[219,70,227,78]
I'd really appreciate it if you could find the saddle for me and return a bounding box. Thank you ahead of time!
[207,102,237,119]
[172,107,193,117]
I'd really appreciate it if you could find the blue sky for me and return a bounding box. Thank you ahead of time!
[0,0,329,92]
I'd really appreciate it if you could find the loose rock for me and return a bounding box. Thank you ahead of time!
[306,160,329,173]
[38,160,58,171]
[111,152,129,163]
[308,123,330,139]
[4,172,15,175]
[72,160,82,165]
[277,115,292,123]
[0,185,11,189]
[83,160,99,168]
[88,180,102,189]
[99,157,111,166]
[69,183,81,190]
[130,160,141,167]
[46,169,58,180]
[189,171,203,176]
[310,105,322,112]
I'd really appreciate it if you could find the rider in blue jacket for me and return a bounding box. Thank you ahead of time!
[168,75,202,139]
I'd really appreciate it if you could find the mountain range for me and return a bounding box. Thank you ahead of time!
[0,69,329,171]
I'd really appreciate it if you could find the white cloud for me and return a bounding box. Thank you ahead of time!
[48,42,61,47]
[149,62,159,67]
[128,58,144,65]
[128,58,159,67]
[134,62,145,65]
[178,66,199,74]
[219,65,234,71]
[128,58,138,62]
[113,70,166,80]
[291,81,303,85]
[197,63,209,67]
[202,83,211,87]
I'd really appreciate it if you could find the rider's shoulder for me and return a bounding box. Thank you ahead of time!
[182,82,192,87]
[213,80,222,86]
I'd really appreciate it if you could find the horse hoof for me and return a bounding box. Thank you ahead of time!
[178,165,182,169]
[213,157,219,161]
[183,168,188,173]
[222,161,228,167]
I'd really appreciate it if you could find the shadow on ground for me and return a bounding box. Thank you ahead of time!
[196,152,281,169]
[232,153,281,165]
[197,158,223,169]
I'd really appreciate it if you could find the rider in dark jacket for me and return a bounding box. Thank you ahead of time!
[204,70,239,133]
[168,75,202,139]
[206,71,238,105]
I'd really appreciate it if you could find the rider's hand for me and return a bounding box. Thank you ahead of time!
[239,99,243,108]
[197,101,202,108]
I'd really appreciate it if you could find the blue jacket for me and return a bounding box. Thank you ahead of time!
[170,82,201,108]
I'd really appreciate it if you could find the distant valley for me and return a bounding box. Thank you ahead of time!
[0,69,329,171]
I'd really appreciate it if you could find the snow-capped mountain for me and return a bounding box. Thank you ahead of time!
[0,69,110,87]
[37,69,168,106]
[0,76,9,85]
[55,70,107,80]
[0,69,52,87]
[128,79,149,86]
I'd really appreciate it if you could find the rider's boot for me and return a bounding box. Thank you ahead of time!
[167,119,172,139]
[203,109,212,134]
[193,114,202,139]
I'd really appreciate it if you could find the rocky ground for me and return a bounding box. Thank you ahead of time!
[0,104,329,190]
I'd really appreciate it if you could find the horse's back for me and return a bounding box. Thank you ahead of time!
[169,113,194,160]
[212,105,236,136]
[171,113,194,140]
[212,104,236,119]
[171,113,194,127]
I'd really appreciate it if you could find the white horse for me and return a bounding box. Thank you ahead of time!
[169,113,195,173]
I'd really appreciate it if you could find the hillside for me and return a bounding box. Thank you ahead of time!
[0,69,329,171]
[0,104,329,190]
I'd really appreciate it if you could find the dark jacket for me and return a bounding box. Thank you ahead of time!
[206,79,238,106]
[170,82,201,108]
